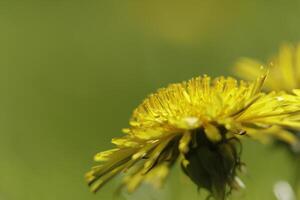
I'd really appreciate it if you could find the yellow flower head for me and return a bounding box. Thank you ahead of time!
[86,73,300,200]
[235,43,300,92]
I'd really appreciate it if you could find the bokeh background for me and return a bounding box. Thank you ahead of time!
[1,1,300,199]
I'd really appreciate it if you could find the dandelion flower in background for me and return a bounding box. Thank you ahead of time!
[86,72,300,200]
[235,43,300,92]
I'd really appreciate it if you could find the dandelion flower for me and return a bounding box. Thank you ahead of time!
[235,43,300,92]
[86,72,300,200]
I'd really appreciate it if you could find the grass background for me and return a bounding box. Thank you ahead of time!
[0,0,300,199]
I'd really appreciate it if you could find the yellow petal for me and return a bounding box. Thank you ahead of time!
[204,124,222,142]
[94,149,119,162]
[179,131,192,154]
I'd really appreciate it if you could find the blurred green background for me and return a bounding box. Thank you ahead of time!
[1,0,300,199]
